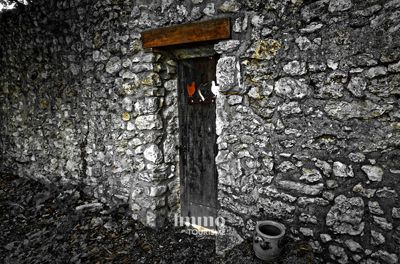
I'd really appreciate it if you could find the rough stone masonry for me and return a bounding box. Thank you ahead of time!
[1,0,400,263]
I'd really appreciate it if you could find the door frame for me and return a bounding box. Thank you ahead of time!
[175,49,220,227]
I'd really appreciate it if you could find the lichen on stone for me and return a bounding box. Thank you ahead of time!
[121,112,131,121]
[252,39,281,60]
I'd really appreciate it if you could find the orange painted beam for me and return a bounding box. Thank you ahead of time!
[141,18,231,48]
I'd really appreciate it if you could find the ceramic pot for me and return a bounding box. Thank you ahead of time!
[253,220,286,261]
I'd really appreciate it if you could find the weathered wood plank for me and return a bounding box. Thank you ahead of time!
[141,18,230,48]
[178,57,218,223]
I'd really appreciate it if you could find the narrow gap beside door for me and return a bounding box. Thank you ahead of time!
[178,56,218,225]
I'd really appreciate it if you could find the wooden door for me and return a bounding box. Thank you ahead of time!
[178,56,218,226]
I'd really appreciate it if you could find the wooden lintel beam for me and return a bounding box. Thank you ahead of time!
[141,18,231,48]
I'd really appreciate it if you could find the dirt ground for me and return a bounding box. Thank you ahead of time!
[0,173,315,264]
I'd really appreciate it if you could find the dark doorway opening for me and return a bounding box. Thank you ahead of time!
[177,56,218,227]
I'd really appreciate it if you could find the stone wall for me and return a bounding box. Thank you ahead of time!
[0,0,181,227]
[1,0,400,263]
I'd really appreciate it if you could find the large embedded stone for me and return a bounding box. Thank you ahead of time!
[148,185,167,197]
[122,78,140,95]
[258,186,297,203]
[93,50,108,62]
[371,250,398,264]
[163,134,177,163]
[122,97,133,112]
[299,213,317,224]
[329,245,348,264]
[371,230,385,245]
[295,36,312,51]
[299,227,313,236]
[315,159,332,176]
[348,152,365,163]
[275,77,309,99]
[345,239,363,252]
[328,0,352,12]
[299,168,323,183]
[373,216,392,230]
[251,39,281,60]
[301,0,327,22]
[326,179,339,189]
[251,15,264,28]
[214,40,240,53]
[164,79,177,91]
[216,56,236,91]
[143,144,163,164]
[70,63,80,75]
[392,207,400,218]
[248,83,274,99]
[283,61,307,76]
[122,112,131,121]
[122,58,132,68]
[134,98,160,115]
[317,83,344,98]
[258,197,296,218]
[218,159,241,187]
[277,161,296,172]
[277,180,324,196]
[106,56,122,74]
[361,165,383,182]
[203,3,215,16]
[376,187,397,198]
[122,71,137,79]
[364,66,387,79]
[132,63,153,73]
[126,122,135,131]
[368,201,384,215]
[333,161,353,177]
[297,197,329,206]
[135,115,163,130]
[218,1,240,13]
[227,95,242,105]
[254,174,273,185]
[352,183,376,198]
[347,77,366,97]
[65,159,78,171]
[262,155,274,171]
[132,53,156,63]
[320,234,332,243]
[326,195,364,235]
[278,102,302,116]
[388,60,400,72]
[324,100,392,120]
[141,73,161,86]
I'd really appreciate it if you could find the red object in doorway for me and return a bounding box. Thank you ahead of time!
[187,81,196,97]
